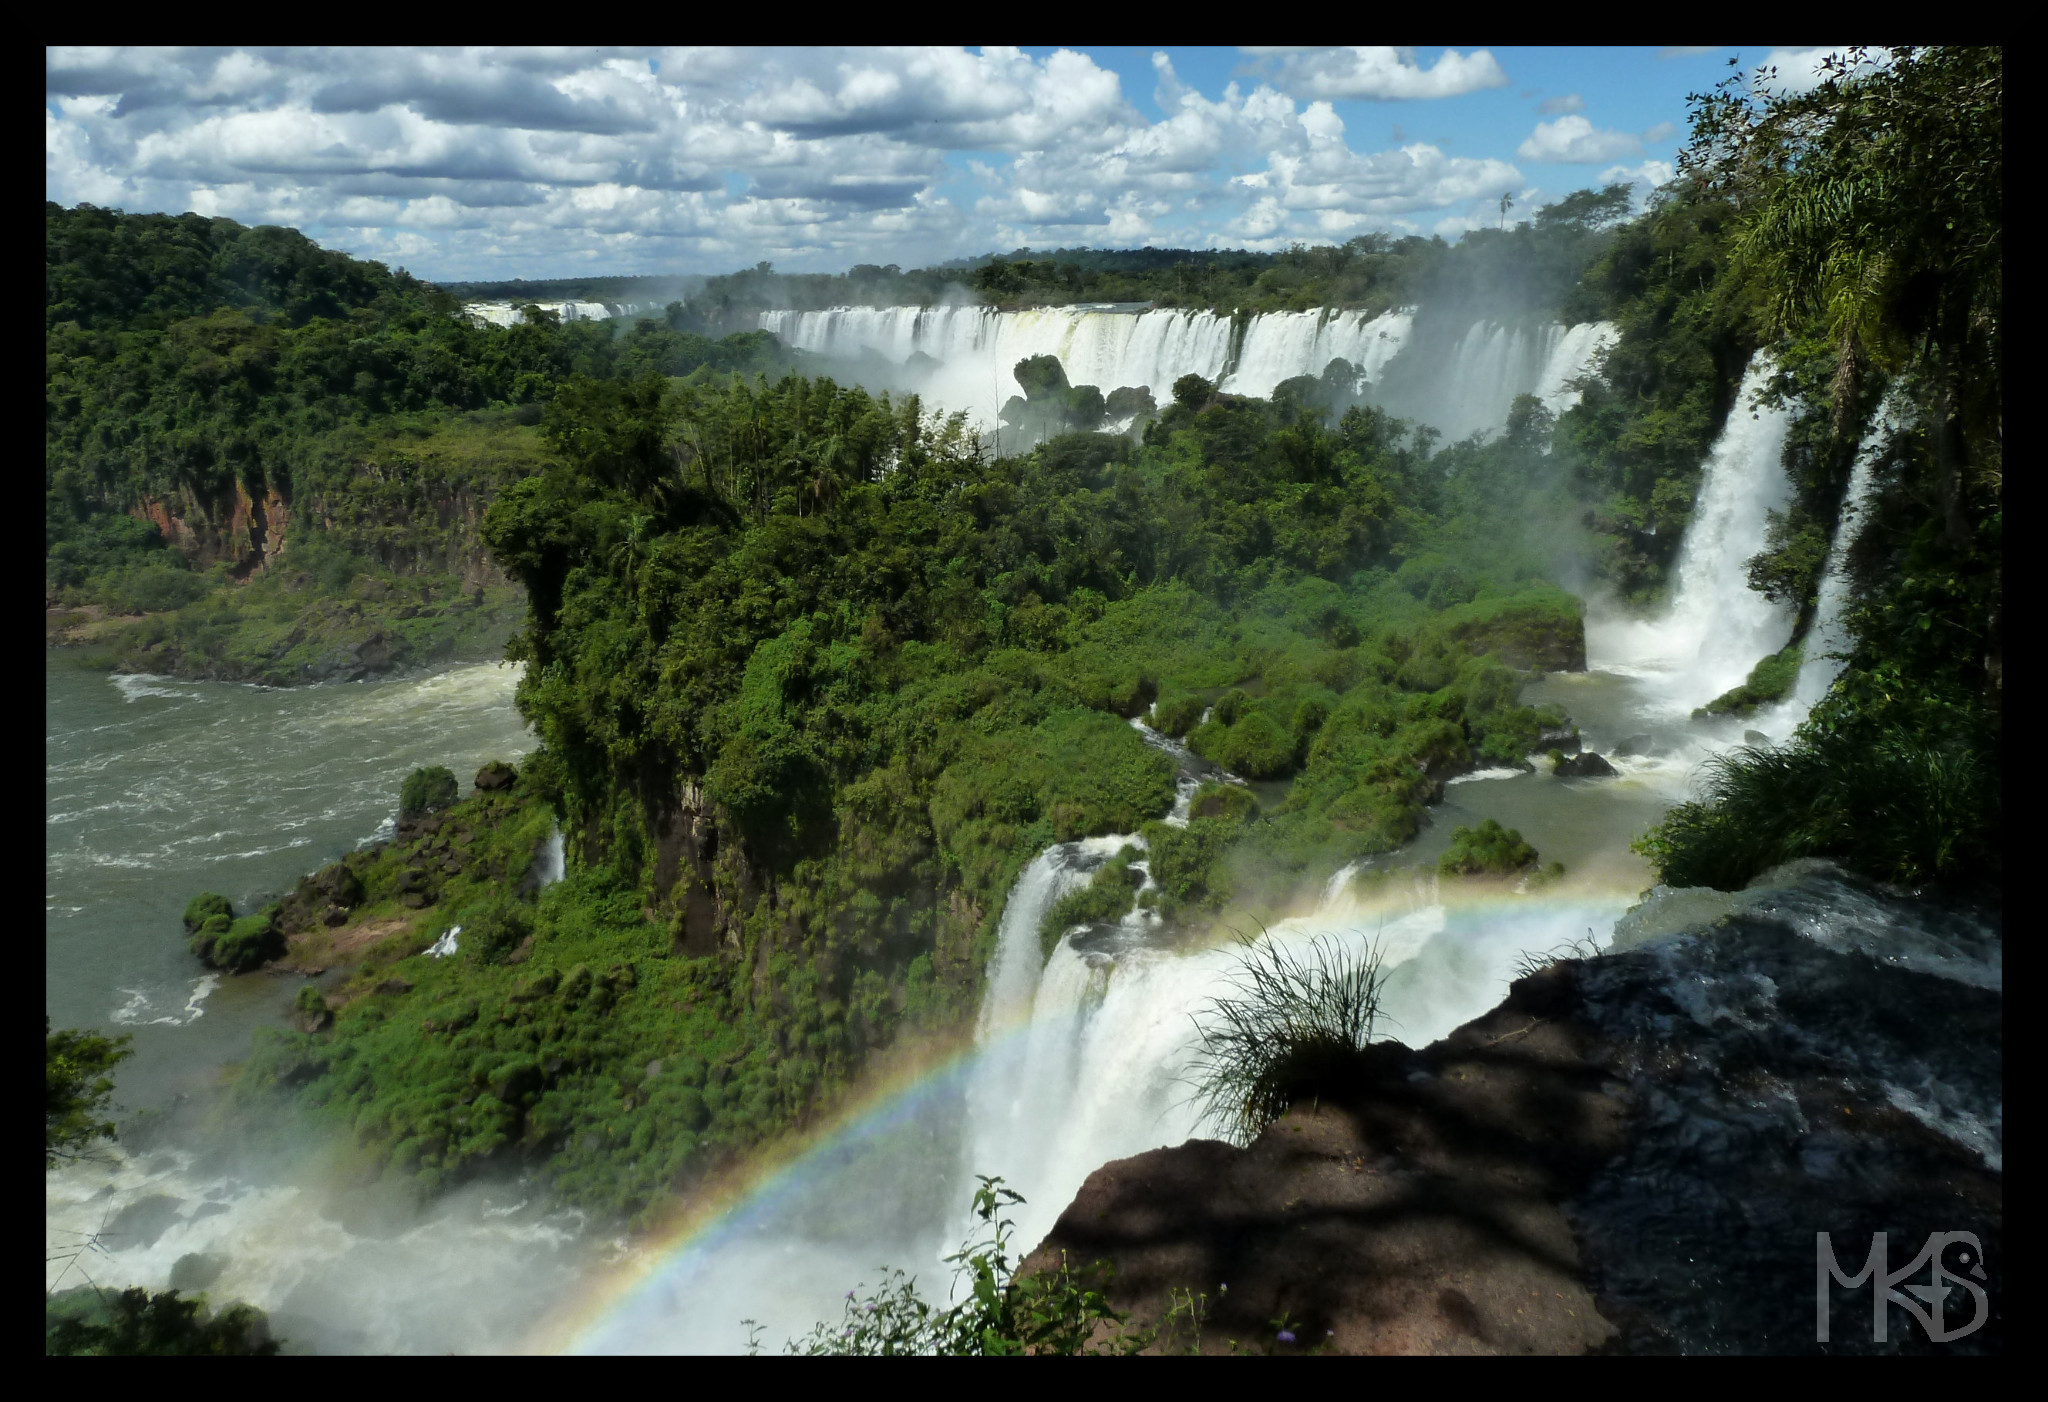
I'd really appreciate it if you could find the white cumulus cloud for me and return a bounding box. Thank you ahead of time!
[1250,46,1510,101]
[1518,114,1644,164]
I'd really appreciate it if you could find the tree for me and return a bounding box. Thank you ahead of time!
[1685,47,2000,531]
[46,1019,131,1166]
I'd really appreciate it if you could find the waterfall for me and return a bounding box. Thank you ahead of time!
[1587,355,1797,717]
[1787,396,1905,713]
[463,300,616,327]
[537,827,566,887]
[759,305,1620,439]
[1218,309,1414,399]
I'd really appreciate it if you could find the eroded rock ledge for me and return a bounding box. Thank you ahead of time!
[1024,868,2002,1355]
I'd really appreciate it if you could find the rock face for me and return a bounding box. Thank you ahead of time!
[1025,866,2001,1355]
[1555,751,1618,778]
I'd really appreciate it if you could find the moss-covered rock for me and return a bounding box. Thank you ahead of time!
[192,905,285,972]
[1696,645,1802,718]
[181,892,232,933]
[400,765,460,818]
[1438,819,1539,876]
[474,760,517,792]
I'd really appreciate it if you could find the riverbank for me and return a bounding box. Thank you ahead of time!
[45,578,525,687]
[1022,862,2002,1355]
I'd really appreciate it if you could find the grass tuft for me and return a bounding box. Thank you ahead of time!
[1184,927,1390,1146]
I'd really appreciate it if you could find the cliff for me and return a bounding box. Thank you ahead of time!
[1024,864,2001,1354]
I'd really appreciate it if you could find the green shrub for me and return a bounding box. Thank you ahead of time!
[787,1178,1138,1356]
[1186,783,1257,823]
[45,1286,279,1356]
[195,907,286,972]
[1189,707,1297,779]
[1185,931,1391,1146]
[1039,846,1144,956]
[463,899,535,966]
[1437,819,1538,876]
[1634,712,1997,889]
[1696,644,1802,717]
[400,765,460,817]
[1150,693,1206,738]
[182,892,232,932]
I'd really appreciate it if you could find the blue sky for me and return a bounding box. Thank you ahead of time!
[45,46,1847,281]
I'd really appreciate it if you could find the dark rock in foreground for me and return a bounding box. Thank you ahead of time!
[1024,866,2001,1354]
[1556,751,1618,778]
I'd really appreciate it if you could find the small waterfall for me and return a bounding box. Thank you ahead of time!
[537,828,566,887]
[1787,396,1905,713]
[1588,355,1797,717]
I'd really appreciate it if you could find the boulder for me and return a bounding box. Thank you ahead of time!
[171,1244,231,1293]
[475,760,517,792]
[1613,733,1656,758]
[1556,751,1618,778]
[1743,729,1773,748]
[1535,726,1582,755]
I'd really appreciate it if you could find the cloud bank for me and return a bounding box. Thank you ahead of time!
[47,46,1663,278]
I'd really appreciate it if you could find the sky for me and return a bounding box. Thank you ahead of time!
[44,46,1855,282]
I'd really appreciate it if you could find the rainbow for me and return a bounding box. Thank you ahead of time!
[531,1023,998,1355]
[534,875,1645,1354]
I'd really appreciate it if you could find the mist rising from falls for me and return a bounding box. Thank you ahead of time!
[1373,318,1619,444]
[1587,355,1796,718]
[758,305,1615,440]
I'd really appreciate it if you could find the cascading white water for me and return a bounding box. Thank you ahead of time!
[465,300,614,327]
[759,305,1618,440]
[538,828,567,887]
[761,306,1624,438]
[1368,318,1618,444]
[949,838,1633,1256]
[762,305,1240,425]
[1587,355,1797,719]
[1218,309,1414,399]
[1786,396,1905,715]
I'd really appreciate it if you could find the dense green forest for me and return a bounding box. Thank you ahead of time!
[44,203,788,681]
[231,363,1587,1221]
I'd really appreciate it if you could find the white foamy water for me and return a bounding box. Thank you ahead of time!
[46,657,534,1114]
[1783,393,1908,719]
[760,305,1615,441]
[1586,355,1797,720]
[46,1145,597,1354]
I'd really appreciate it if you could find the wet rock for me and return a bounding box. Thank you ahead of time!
[170,1252,229,1291]
[1609,885,1739,951]
[475,761,517,791]
[1556,751,1618,778]
[1536,726,1582,755]
[1743,729,1773,748]
[1031,868,2001,1355]
[104,1194,186,1250]
[1612,733,1656,758]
